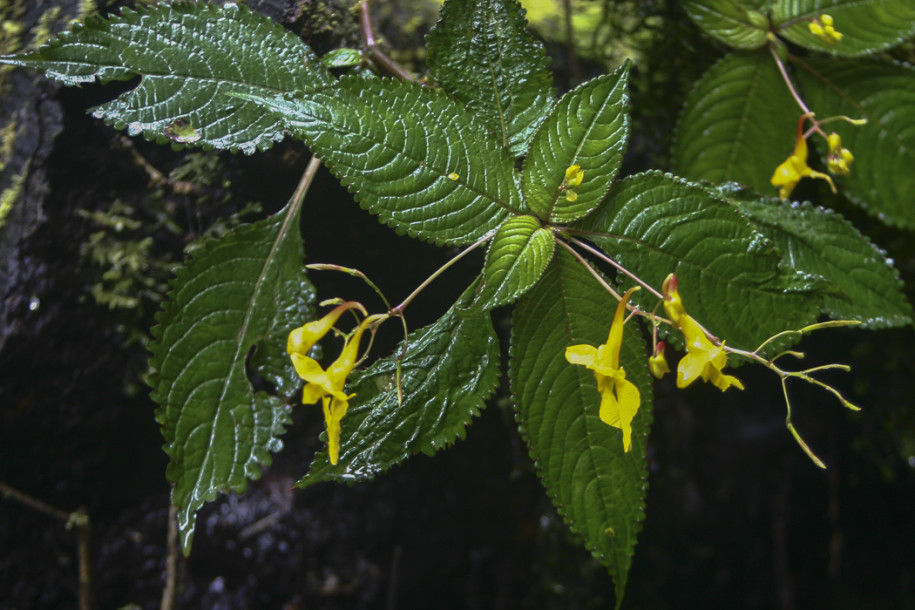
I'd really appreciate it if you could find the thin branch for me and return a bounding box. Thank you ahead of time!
[160,502,180,610]
[769,44,811,116]
[556,239,622,301]
[0,481,92,610]
[392,233,492,313]
[117,136,199,195]
[359,0,417,82]
[567,237,664,299]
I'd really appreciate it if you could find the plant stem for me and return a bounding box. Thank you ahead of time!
[0,480,92,610]
[359,0,417,82]
[567,237,664,299]
[769,43,811,116]
[392,234,491,314]
[557,239,622,301]
[160,503,179,610]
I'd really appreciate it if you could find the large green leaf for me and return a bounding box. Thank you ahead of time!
[150,200,315,553]
[683,0,771,49]
[246,77,522,245]
[774,0,915,56]
[673,50,797,197]
[715,184,913,328]
[299,286,500,487]
[427,0,555,156]
[578,171,826,351]
[523,63,631,223]
[466,214,555,313]
[510,247,653,608]
[0,3,333,153]
[795,58,915,229]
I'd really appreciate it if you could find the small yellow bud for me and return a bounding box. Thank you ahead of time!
[649,341,670,380]
[809,14,842,44]
[826,132,854,176]
[447,172,460,181]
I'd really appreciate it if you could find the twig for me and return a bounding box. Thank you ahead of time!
[359,0,417,82]
[117,136,199,195]
[160,502,179,610]
[0,480,92,610]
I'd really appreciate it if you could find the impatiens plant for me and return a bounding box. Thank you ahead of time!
[676,0,915,226]
[3,0,913,606]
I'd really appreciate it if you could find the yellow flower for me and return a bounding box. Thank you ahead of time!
[287,301,367,358]
[565,287,641,452]
[826,132,854,176]
[649,341,670,380]
[291,316,378,465]
[562,164,584,202]
[564,164,584,188]
[677,314,745,391]
[809,14,842,45]
[661,274,685,325]
[771,115,836,200]
[662,273,743,392]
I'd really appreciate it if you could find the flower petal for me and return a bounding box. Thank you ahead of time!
[676,351,706,388]
[565,344,598,366]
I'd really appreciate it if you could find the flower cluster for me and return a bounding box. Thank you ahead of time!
[287,301,383,465]
[562,164,585,202]
[826,132,854,176]
[658,274,744,392]
[808,14,842,45]
[770,114,836,201]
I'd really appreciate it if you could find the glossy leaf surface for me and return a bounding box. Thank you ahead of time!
[523,64,630,223]
[580,172,826,351]
[300,288,500,487]
[0,3,333,153]
[796,58,915,229]
[683,0,770,49]
[774,0,915,56]
[511,248,652,608]
[247,78,522,245]
[673,50,797,197]
[468,214,555,313]
[717,185,913,328]
[150,202,315,553]
[427,0,555,156]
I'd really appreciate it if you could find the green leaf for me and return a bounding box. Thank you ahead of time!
[579,171,825,350]
[150,200,315,553]
[299,286,501,487]
[795,58,915,229]
[523,63,631,223]
[510,247,653,608]
[683,0,771,49]
[774,0,915,56]
[714,184,913,328]
[321,48,364,68]
[0,3,333,153]
[427,0,555,156]
[246,77,522,245]
[466,214,555,313]
[673,50,797,197]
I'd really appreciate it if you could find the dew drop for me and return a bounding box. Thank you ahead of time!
[28,296,40,311]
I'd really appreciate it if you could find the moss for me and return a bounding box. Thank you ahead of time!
[0,119,16,173]
[0,164,26,231]
[0,0,25,84]
[29,6,62,49]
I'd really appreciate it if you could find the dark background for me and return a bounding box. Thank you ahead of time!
[2,1,914,608]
